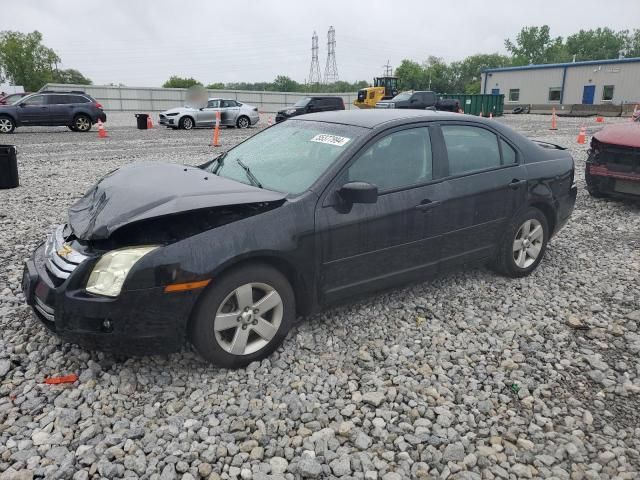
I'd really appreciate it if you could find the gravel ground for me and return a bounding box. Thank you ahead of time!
[0,113,639,480]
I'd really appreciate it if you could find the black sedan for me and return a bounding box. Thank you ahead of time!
[23,110,577,368]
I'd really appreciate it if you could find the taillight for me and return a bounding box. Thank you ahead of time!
[95,102,103,109]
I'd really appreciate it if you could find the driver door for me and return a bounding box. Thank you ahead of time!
[316,125,447,304]
[17,94,50,125]
[196,99,220,127]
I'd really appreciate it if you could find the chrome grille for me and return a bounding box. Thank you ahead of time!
[34,296,55,322]
[44,225,88,281]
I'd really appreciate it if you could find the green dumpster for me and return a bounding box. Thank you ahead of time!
[440,94,504,116]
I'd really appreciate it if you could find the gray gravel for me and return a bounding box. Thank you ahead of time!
[0,112,639,479]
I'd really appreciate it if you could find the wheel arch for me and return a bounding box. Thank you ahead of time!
[186,253,315,335]
[180,115,195,128]
[528,201,557,238]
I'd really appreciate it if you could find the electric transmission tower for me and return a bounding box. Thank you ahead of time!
[323,26,339,84]
[382,60,393,76]
[308,31,321,85]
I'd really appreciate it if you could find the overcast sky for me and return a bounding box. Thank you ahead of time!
[5,0,640,87]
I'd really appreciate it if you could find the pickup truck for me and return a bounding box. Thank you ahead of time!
[375,91,460,112]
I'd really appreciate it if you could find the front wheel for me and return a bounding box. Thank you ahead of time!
[190,264,295,368]
[179,116,194,130]
[492,207,548,277]
[0,116,15,134]
[236,115,250,129]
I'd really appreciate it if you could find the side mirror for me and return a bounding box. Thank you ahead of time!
[338,182,378,204]
[19,103,26,107]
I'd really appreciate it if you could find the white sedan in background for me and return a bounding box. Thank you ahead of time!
[159,98,260,130]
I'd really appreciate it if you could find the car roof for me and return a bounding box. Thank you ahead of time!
[207,98,238,101]
[291,109,463,128]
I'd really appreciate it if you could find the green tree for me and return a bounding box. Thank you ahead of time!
[453,53,512,93]
[206,82,225,90]
[162,76,202,88]
[53,68,92,85]
[395,59,427,90]
[505,25,568,65]
[0,30,60,91]
[565,28,627,61]
[626,29,640,57]
[271,75,300,92]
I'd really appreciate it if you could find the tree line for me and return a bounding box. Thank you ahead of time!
[1,26,639,95]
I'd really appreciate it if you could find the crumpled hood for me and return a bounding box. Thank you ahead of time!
[593,123,640,148]
[68,162,286,240]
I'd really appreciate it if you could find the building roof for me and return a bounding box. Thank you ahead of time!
[482,57,640,74]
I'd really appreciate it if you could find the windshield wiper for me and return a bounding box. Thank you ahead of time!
[236,159,262,188]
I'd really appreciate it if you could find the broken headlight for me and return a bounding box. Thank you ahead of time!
[86,246,158,297]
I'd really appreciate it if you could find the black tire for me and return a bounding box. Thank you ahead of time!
[492,207,549,277]
[73,114,92,132]
[68,125,78,132]
[179,116,195,130]
[190,263,295,368]
[0,115,15,134]
[236,115,250,129]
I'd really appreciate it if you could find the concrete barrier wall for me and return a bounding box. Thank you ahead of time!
[42,84,358,113]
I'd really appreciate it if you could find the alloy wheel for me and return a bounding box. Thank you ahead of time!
[75,116,91,131]
[238,117,249,128]
[0,118,13,133]
[214,282,283,355]
[513,219,544,268]
[183,117,193,129]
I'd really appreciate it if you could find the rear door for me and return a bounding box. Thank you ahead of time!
[16,94,50,125]
[316,125,447,303]
[47,94,75,125]
[435,122,526,267]
[221,100,240,125]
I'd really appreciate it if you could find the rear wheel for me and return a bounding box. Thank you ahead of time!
[73,114,92,132]
[236,115,250,129]
[190,264,295,368]
[493,207,548,277]
[179,116,194,130]
[0,116,15,134]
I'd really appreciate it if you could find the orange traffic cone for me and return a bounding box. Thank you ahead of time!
[489,112,493,120]
[479,110,483,117]
[211,111,221,147]
[97,119,107,138]
[457,108,463,114]
[576,125,586,144]
[550,107,558,130]
[595,116,604,123]
[147,114,153,129]
[631,105,638,121]
[268,116,273,126]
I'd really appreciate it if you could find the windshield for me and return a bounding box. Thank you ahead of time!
[207,120,367,194]
[392,92,412,101]
[4,94,24,104]
[293,97,312,108]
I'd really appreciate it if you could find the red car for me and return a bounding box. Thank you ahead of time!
[585,117,640,199]
[0,92,30,105]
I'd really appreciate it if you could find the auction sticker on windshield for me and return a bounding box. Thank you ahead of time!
[310,134,350,147]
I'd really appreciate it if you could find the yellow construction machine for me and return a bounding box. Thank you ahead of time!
[353,76,399,109]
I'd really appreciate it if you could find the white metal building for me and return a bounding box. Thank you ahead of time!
[481,57,640,105]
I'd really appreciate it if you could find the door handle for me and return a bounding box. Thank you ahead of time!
[509,179,526,189]
[415,199,441,212]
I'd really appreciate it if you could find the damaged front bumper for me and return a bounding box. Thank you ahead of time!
[22,228,200,355]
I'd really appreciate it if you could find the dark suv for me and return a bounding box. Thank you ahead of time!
[0,91,106,134]
[275,96,344,122]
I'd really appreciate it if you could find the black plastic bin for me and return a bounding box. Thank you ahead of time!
[0,145,19,189]
[135,113,149,130]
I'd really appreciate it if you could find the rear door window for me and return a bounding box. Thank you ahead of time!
[442,125,502,176]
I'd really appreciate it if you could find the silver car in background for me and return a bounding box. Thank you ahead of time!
[159,98,260,130]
